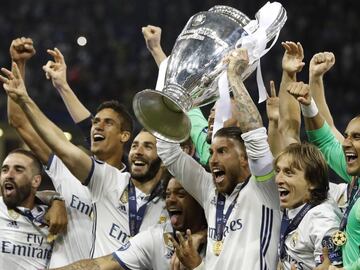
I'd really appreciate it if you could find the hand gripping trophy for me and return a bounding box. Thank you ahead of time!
[133,2,287,143]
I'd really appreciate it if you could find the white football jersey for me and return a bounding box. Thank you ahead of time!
[0,197,52,270]
[45,154,94,267]
[329,182,348,212]
[157,139,281,270]
[112,222,175,270]
[88,159,168,257]
[280,199,342,270]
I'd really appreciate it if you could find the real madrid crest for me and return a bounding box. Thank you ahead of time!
[191,14,206,27]
[158,215,167,224]
[163,233,174,248]
[8,209,19,220]
[120,189,129,204]
[290,232,299,248]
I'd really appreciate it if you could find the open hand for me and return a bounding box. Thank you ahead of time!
[281,41,305,76]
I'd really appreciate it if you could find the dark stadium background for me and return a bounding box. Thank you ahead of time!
[0,0,357,188]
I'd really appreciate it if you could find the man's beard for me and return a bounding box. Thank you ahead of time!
[2,180,32,209]
[131,157,162,183]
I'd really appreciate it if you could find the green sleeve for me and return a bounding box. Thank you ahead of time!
[306,121,351,183]
[188,108,210,166]
[346,259,360,270]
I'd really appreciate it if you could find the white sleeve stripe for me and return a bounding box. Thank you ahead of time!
[260,205,274,270]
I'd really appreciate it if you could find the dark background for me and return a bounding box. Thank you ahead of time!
[0,0,358,187]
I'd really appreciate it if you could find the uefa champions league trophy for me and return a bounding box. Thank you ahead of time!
[133,2,287,143]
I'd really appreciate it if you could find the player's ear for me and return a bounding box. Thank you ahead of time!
[120,131,131,143]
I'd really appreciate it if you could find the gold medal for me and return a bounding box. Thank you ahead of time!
[47,234,58,243]
[332,230,347,246]
[213,241,223,256]
[8,209,19,220]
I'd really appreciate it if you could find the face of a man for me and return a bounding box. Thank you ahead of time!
[90,108,125,158]
[129,131,161,183]
[275,154,313,209]
[343,117,360,176]
[207,100,238,143]
[209,136,247,194]
[0,153,36,209]
[165,178,204,231]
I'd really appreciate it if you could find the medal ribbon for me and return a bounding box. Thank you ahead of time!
[279,203,315,259]
[339,176,360,231]
[214,178,249,241]
[128,180,162,236]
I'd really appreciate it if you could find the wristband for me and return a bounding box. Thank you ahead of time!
[300,98,318,118]
[50,194,65,204]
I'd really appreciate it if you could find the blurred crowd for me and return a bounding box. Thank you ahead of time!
[0,0,358,133]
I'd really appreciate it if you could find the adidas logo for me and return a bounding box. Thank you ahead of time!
[7,220,19,228]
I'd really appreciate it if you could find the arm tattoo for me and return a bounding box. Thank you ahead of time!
[228,72,263,132]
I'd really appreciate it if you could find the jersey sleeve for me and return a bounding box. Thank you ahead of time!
[45,154,80,191]
[346,258,360,270]
[112,229,154,270]
[241,128,279,205]
[309,203,342,264]
[87,158,129,202]
[157,139,213,208]
[306,122,351,183]
[188,108,210,166]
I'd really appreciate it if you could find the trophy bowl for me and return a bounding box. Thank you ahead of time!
[133,4,286,143]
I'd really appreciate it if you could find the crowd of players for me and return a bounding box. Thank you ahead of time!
[0,22,359,270]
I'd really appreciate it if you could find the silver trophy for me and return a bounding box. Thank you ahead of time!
[133,2,287,143]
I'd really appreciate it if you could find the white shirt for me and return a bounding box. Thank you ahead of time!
[45,154,94,267]
[280,199,342,270]
[88,158,168,257]
[0,197,52,270]
[113,221,206,270]
[113,222,175,270]
[329,182,348,212]
[157,136,281,270]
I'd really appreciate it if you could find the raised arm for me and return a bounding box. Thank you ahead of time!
[43,48,91,123]
[227,48,274,180]
[266,80,285,157]
[1,63,92,183]
[142,25,167,67]
[227,48,262,132]
[309,51,344,142]
[7,37,52,164]
[287,82,350,182]
[278,41,305,145]
[50,254,121,270]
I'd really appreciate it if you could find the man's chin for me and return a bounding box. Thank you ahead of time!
[346,166,360,176]
[3,197,19,209]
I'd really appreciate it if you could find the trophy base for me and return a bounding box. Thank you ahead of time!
[133,89,191,143]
